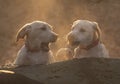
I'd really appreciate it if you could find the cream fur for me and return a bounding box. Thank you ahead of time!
[14,21,58,66]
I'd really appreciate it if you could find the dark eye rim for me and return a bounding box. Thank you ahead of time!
[41,27,46,31]
[80,28,86,32]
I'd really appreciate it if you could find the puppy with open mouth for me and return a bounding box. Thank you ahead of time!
[14,21,58,66]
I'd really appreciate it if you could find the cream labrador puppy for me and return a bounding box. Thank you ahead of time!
[14,21,58,66]
[68,20,109,58]
[56,20,109,61]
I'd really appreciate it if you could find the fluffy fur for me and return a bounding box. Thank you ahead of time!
[56,20,109,61]
[14,21,58,66]
[68,20,109,58]
[55,47,74,61]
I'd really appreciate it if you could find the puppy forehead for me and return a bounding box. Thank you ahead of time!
[73,20,94,31]
[30,21,51,29]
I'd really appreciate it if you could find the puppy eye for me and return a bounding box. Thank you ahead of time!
[80,28,86,32]
[41,27,46,31]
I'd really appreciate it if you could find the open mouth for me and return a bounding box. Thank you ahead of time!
[40,42,50,52]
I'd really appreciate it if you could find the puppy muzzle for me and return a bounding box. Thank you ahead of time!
[68,33,80,46]
[50,33,58,42]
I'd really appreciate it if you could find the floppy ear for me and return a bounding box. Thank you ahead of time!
[93,22,102,42]
[16,24,31,42]
[72,20,81,29]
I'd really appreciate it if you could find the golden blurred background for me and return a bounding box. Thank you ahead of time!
[0,0,120,65]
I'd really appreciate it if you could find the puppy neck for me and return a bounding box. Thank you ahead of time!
[25,44,49,52]
[81,39,101,50]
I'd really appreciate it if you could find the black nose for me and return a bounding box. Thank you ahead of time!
[53,32,58,38]
[55,34,58,38]
[54,34,58,40]
[51,33,58,42]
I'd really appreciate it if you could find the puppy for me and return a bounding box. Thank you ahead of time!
[67,20,109,58]
[14,21,58,66]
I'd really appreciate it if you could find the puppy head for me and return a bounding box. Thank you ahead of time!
[67,20,101,47]
[16,21,58,52]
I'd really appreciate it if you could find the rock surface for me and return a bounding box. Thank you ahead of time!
[0,70,43,84]
[1,58,119,84]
